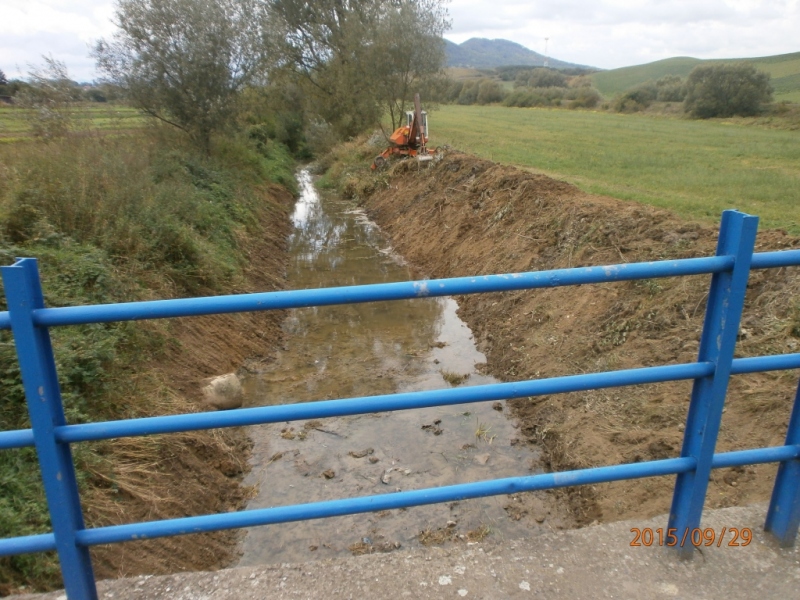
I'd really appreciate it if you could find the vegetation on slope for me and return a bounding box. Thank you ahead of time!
[593,52,800,102]
[0,127,294,594]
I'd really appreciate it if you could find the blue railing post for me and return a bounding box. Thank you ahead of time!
[764,378,800,546]
[668,210,758,558]
[2,258,97,599]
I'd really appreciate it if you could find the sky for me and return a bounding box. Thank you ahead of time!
[1,0,799,82]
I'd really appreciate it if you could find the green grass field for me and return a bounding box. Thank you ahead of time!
[592,52,800,103]
[431,104,800,233]
[0,105,145,142]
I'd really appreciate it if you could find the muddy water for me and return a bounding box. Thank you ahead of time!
[238,169,550,566]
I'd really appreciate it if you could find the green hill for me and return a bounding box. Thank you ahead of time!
[592,52,800,102]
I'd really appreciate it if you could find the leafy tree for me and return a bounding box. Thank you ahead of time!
[0,69,7,86]
[268,0,449,136]
[655,75,686,102]
[16,57,77,138]
[94,0,269,152]
[612,82,658,113]
[476,79,504,104]
[683,63,772,118]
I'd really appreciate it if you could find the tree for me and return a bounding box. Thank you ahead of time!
[683,63,772,118]
[267,0,449,136]
[16,56,77,138]
[0,69,7,86]
[94,0,270,152]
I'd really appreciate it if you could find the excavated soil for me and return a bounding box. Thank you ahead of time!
[81,184,294,584]
[351,151,800,527]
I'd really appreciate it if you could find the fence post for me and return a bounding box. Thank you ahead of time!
[668,210,758,558]
[764,379,800,546]
[2,258,97,599]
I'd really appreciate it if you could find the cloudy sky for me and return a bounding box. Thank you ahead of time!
[1,0,799,81]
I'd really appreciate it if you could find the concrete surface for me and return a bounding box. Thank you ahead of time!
[11,504,800,600]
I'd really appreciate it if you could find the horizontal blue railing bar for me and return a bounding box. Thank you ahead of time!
[0,427,34,450]
[750,249,800,270]
[2,255,735,331]
[54,362,715,444]
[730,353,800,374]
[0,533,56,558]
[2,445,797,555]
[74,457,699,547]
[1,250,798,333]
[1,353,798,450]
[710,445,800,469]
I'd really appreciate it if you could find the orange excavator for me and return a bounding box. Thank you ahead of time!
[371,93,437,170]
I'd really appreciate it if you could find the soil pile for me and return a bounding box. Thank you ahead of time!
[85,184,293,582]
[355,151,799,526]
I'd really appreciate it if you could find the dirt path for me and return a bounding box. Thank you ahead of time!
[351,151,800,527]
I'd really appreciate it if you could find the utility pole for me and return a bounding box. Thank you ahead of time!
[544,37,550,67]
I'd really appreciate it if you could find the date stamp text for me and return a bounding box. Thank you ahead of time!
[630,527,752,547]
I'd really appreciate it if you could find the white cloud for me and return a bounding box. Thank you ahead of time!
[1,0,798,79]
[447,0,800,68]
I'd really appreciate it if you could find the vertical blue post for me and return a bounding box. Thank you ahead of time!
[2,258,97,599]
[765,379,800,546]
[668,210,758,558]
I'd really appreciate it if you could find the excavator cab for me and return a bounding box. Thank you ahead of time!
[372,93,435,170]
[405,109,428,145]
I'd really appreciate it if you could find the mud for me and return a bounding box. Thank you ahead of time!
[343,149,800,526]
[237,170,567,567]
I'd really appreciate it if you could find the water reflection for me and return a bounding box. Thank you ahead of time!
[238,169,544,566]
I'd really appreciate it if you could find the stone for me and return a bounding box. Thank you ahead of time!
[201,373,243,410]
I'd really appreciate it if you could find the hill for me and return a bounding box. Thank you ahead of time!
[592,52,800,102]
[445,38,591,70]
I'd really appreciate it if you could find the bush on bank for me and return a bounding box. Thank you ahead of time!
[0,129,294,593]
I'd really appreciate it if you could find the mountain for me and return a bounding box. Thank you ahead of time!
[445,38,591,70]
[591,52,800,102]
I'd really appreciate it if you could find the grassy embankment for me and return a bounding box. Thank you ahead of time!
[430,104,800,233]
[0,117,295,593]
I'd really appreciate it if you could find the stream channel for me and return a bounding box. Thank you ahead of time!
[238,169,550,566]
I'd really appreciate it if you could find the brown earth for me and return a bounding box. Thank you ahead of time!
[344,150,800,529]
[78,184,294,584]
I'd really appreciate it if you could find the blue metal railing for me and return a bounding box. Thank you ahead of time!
[1,210,799,598]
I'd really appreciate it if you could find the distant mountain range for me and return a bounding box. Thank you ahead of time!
[444,38,592,70]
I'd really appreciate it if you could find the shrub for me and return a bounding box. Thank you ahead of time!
[683,63,773,118]
[476,80,505,104]
[519,68,569,88]
[566,87,601,109]
[457,80,480,105]
[655,75,687,102]
[612,82,658,113]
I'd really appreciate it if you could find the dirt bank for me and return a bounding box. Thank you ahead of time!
[83,184,294,582]
[346,150,799,527]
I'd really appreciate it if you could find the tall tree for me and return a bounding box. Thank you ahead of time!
[683,63,772,119]
[0,69,7,86]
[268,0,450,136]
[94,0,270,152]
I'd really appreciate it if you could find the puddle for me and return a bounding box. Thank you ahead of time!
[237,169,552,566]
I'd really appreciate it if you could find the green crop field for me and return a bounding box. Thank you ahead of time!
[0,104,145,142]
[592,52,800,102]
[431,104,800,233]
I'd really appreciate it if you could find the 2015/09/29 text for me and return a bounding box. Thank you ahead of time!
[630,527,752,547]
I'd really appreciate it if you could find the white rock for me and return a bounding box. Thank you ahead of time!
[202,373,243,410]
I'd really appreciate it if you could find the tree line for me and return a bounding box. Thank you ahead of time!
[91,0,449,153]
